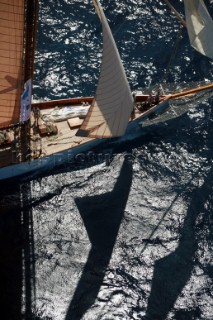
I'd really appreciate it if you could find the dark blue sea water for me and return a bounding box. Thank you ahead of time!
[0,1,213,319]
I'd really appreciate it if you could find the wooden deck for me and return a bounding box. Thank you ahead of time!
[40,120,93,156]
[0,106,93,169]
[0,96,147,169]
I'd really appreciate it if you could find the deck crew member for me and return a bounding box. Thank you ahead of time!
[33,107,41,126]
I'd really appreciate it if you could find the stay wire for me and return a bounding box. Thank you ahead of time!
[162,27,183,84]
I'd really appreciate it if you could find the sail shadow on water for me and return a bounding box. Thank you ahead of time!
[0,182,36,320]
[65,156,133,320]
[144,114,213,319]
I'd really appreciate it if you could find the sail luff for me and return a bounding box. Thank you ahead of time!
[24,0,39,83]
[20,0,38,124]
[77,0,134,138]
[183,0,213,59]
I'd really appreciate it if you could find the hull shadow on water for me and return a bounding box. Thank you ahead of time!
[65,156,133,320]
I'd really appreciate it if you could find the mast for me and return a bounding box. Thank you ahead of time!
[19,0,38,162]
[24,0,38,83]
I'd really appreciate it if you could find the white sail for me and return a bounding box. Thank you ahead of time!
[77,0,134,138]
[183,0,213,59]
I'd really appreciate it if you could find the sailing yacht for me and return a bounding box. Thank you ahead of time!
[0,0,212,181]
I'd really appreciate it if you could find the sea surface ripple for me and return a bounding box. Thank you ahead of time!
[0,1,213,320]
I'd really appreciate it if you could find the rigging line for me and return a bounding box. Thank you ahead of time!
[163,0,187,28]
[159,27,183,115]
[99,0,141,37]
[162,27,183,84]
[138,163,211,257]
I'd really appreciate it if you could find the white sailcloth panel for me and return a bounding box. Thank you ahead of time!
[183,0,213,59]
[78,0,134,138]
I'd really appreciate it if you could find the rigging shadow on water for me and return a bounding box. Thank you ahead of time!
[65,156,133,320]
[144,120,213,319]
[0,183,35,320]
